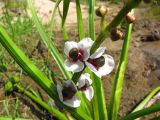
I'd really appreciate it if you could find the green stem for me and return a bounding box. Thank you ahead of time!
[100,17,106,32]
[15,84,68,120]
[76,0,85,40]
[119,103,160,120]
[108,23,133,120]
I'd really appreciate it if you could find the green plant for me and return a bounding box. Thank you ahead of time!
[0,0,160,120]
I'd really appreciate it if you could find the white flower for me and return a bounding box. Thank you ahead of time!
[64,38,94,72]
[77,73,94,101]
[57,80,81,108]
[85,47,114,78]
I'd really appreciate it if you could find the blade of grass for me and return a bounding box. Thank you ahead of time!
[119,103,160,120]
[108,23,133,120]
[15,84,68,120]
[0,13,91,120]
[0,116,31,120]
[3,100,10,117]
[62,0,70,27]
[76,0,85,40]
[27,0,72,79]
[13,97,19,119]
[132,86,160,113]
[88,0,95,40]
[90,73,108,120]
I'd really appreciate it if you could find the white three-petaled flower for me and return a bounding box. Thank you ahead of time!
[85,47,114,78]
[64,38,94,72]
[57,80,81,108]
[77,73,94,101]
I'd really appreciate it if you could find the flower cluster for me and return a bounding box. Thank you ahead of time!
[57,38,114,107]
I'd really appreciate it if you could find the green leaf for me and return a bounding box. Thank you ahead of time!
[88,0,95,40]
[119,103,160,120]
[27,0,72,79]
[62,0,70,27]
[75,0,85,40]
[108,23,133,120]
[90,73,108,120]
[132,86,160,112]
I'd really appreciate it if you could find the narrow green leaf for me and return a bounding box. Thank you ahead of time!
[90,73,108,120]
[76,0,85,40]
[132,86,160,112]
[88,0,95,40]
[16,84,68,120]
[62,0,70,27]
[50,0,62,30]
[27,0,72,79]
[108,23,133,120]
[0,116,31,120]
[120,103,160,120]
[3,100,10,117]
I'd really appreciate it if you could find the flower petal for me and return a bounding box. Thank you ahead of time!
[77,73,92,88]
[90,47,106,59]
[64,59,84,72]
[64,41,78,56]
[78,38,94,50]
[97,55,114,76]
[83,86,94,101]
[57,84,63,102]
[63,80,77,91]
[86,55,114,77]
[63,96,81,108]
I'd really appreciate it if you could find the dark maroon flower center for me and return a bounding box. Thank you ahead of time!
[88,56,105,70]
[69,48,83,62]
[62,86,77,101]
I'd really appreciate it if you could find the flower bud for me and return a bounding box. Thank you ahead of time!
[126,12,135,24]
[110,28,123,41]
[95,5,108,17]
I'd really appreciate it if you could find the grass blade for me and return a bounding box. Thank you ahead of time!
[91,73,108,120]
[62,0,70,27]
[3,100,10,117]
[120,103,160,120]
[76,0,85,40]
[27,0,72,79]
[108,23,133,120]
[88,0,95,40]
[132,86,160,113]
[15,84,68,120]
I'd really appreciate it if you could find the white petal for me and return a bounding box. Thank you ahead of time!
[77,73,92,88]
[90,47,106,59]
[78,38,94,50]
[85,61,97,73]
[82,49,90,61]
[84,86,94,101]
[86,55,114,77]
[97,55,114,76]
[64,59,84,72]
[64,41,78,56]
[57,84,63,102]
[63,96,81,108]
